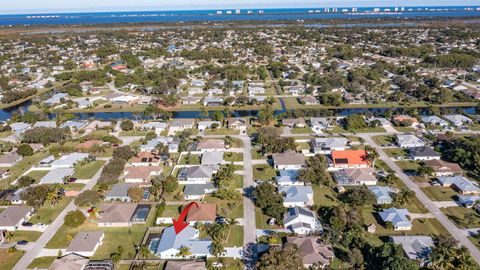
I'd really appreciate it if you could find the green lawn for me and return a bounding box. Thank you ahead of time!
[8,230,42,243]
[204,196,243,219]
[178,154,201,165]
[27,170,49,184]
[291,127,313,134]
[204,128,239,135]
[207,258,243,270]
[119,130,148,136]
[160,205,181,217]
[65,183,86,191]
[28,197,73,224]
[252,165,276,181]
[255,208,282,230]
[27,256,56,269]
[296,142,311,151]
[312,185,339,207]
[229,138,244,148]
[441,207,480,229]
[225,225,243,247]
[396,160,420,171]
[394,126,416,132]
[73,160,106,179]
[1,150,50,190]
[233,174,244,189]
[353,127,387,133]
[421,186,459,201]
[384,148,408,158]
[362,207,447,236]
[0,249,25,270]
[251,149,264,159]
[224,152,243,162]
[372,135,395,145]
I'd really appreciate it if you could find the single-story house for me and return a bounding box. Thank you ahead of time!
[164,261,207,270]
[278,186,314,207]
[196,140,225,152]
[457,195,480,208]
[390,236,434,266]
[299,95,319,105]
[48,253,90,270]
[443,114,473,127]
[60,120,88,131]
[154,226,211,259]
[368,186,394,204]
[424,160,463,177]
[198,121,221,131]
[379,208,412,231]
[276,170,302,186]
[124,166,162,183]
[310,117,335,133]
[183,183,217,201]
[283,207,322,235]
[227,118,247,130]
[169,119,195,133]
[185,203,217,225]
[392,115,419,127]
[0,205,34,231]
[97,203,138,227]
[0,154,22,167]
[396,134,425,148]
[39,168,75,184]
[272,150,306,170]
[105,183,136,202]
[421,115,449,127]
[330,150,370,169]
[178,166,219,184]
[34,121,57,128]
[438,176,480,195]
[285,237,335,268]
[333,168,377,186]
[282,118,307,128]
[130,152,161,166]
[141,122,168,133]
[201,152,224,166]
[310,137,348,154]
[409,146,441,161]
[51,153,90,169]
[66,231,104,257]
[10,122,31,134]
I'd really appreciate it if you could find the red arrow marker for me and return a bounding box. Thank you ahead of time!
[173,202,199,234]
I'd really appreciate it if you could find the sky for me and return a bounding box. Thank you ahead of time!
[1,0,480,14]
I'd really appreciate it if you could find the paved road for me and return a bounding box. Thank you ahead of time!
[13,162,107,270]
[360,134,480,264]
[237,135,257,269]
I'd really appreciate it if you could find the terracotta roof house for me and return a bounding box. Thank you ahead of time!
[393,115,419,127]
[227,118,247,130]
[196,140,225,152]
[165,261,207,270]
[424,160,463,177]
[130,152,161,166]
[272,150,306,170]
[124,166,162,183]
[185,203,217,225]
[97,204,138,227]
[66,231,104,257]
[285,237,335,268]
[330,150,369,169]
[282,118,307,128]
[0,205,34,231]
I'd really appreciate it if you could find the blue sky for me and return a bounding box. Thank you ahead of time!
[1,0,480,14]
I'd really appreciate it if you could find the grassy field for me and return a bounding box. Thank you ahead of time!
[291,127,313,134]
[159,205,181,217]
[27,170,49,184]
[207,258,243,270]
[394,126,416,133]
[372,135,395,145]
[312,185,339,207]
[252,164,276,181]
[8,230,42,243]
[204,196,243,219]
[362,207,447,236]
[441,207,480,229]
[230,138,243,148]
[224,152,243,162]
[421,186,459,201]
[204,128,239,136]
[384,148,408,158]
[27,256,56,269]
[353,127,387,133]
[73,160,106,179]
[0,249,25,270]
[251,149,264,160]
[119,130,148,136]
[178,154,200,165]
[226,225,243,247]
[28,197,73,224]
[255,208,282,230]
[396,160,420,171]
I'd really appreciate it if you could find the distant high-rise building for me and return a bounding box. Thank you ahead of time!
[235,9,241,14]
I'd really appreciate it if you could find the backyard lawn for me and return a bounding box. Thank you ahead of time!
[252,165,276,181]
[224,152,243,162]
[73,160,106,179]
[119,130,148,136]
[28,256,57,269]
[312,185,339,207]
[251,149,264,160]
[159,205,181,217]
[27,170,49,184]
[393,126,416,132]
[0,249,24,270]
[28,197,73,224]
[421,186,459,201]
[255,208,282,230]
[396,160,421,171]
[7,230,42,243]
[204,196,243,219]
[441,207,480,229]
[225,225,243,247]
[204,128,239,136]
[2,150,50,189]
[291,127,313,134]
[372,135,395,146]
[178,154,200,165]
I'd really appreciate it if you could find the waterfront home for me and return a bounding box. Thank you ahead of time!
[285,237,335,268]
[154,226,211,259]
[282,118,307,128]
[310,137,348,154]
[60,120,88,131]
[368,186,394,205]
[66,231,104,257]
[0,206,34,231]
[44,93,68,106]
[9,122,31,134]
[141,122,168,134]
[203,97,224,106]
[421,115,449,127]
[390,236,434,266]
[309,117,335,133]
[396,134,425,148]
[169,119,195,133]
[198,121,221,131]
[181,96,202,104]
[278,186,314,207]
[33,121,57,128]
[409,146,441,161]
[227,118,247,131]
[443,114,473,127]
[392,115,419,127]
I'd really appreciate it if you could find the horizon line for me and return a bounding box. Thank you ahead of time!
[1,4,479,16]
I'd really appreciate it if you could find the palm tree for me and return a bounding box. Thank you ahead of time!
[210,242,225,258]
[364,146,379,168]
[110,252,121,266]
[46,187,60,206]
[383,173,398,187]
[176,246,192,258]
[7,246,17,254]
[138,245,151,259]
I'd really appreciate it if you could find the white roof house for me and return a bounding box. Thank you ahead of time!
[443,114,473,127]
[141,122,168,133]
[278,186,314,207]
[283,207,322,235]
[421,115,449,127]
[368,186,394,205]
[201,152,224,166]
[379,208,412,231]
[310,137,347,154]
[51,153,89,168]
[154,226,211,259]
[198,121,221,131]
[40,168,75,184]
[396,134,425,148]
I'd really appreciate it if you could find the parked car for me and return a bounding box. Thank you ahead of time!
[17,240,28,245]
[68,177,77,183]
[21,222,33,227]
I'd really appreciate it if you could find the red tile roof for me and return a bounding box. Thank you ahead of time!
[331,150,369,166]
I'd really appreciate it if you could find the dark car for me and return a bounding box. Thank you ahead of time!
[21,222,33,227]
[17,240,28,245]
[68,177,77,183]
[216,216,227,225]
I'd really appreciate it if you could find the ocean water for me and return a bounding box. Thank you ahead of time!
[0,6,479,26]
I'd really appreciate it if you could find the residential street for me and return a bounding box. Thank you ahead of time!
[13,161,107,270]
[359,134,480,264]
